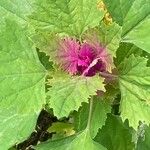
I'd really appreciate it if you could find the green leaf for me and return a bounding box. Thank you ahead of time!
[0,0,33,22]
[47,71,105,118]
[136,125,150,150]
[98,22,122,57]
[115,43,142,66]
[123,16,150,53]
[103,0,135,26]
[103,0,150,53]
[37,50,54,71]
[29,0,104,37]
[38,86,107,150]
[36,129,107,150]
[48,122,75,135]
[30,31,58,62]
[120,96,150,131]
[0,19,46,149]
[74,96,111,138]
[95,115,135,150]
[119,55,150,129]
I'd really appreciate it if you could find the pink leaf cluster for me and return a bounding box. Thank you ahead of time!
[56,37,112,76]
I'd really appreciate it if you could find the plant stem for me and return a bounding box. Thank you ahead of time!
[86,97,94,129]
[99,71,118,79]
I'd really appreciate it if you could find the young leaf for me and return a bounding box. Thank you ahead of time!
[99,22,122,57]
[119,55,150,129]
[74,96,111,138]
[103,0,150,53]
[95,115,135,150]
[83,22,122,57]
[36,129,107,150]
[47,71,105,118]
[48,122,75,137]
[0,19,46,149]
[31,31,58,61]
[29,0,105,37]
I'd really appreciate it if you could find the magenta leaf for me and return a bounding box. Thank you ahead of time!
[56,36,113,76]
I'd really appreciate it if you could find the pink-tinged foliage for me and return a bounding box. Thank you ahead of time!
[56,36,112,76]
[56,38,80,74]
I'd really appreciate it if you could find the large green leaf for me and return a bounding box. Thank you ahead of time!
[36,129,107,150]
[29,0,104,37]
[74,96,111,138]
[95,115,135,150]
[136,125,150,150]
[123,15,150,53]
[103,0,135,26]
[47,71,105,118]
[0,19,46,149]
[103,0,150,53]
[0,0,33,20]
[119,55,150,129]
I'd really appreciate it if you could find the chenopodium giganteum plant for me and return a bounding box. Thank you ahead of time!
[0,0,150,149]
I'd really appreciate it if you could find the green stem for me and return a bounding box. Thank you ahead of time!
[86,97,94,129]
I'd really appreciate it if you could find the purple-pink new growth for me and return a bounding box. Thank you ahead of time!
[57,37,112,76]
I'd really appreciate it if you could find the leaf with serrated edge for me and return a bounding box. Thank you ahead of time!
[31,31,58,62]
[29,0,104,37]
[74,96,111,138]
[83,22,122,58]
[0,19,45,149]
[95,114,135,150]
[99,22,122,57]
[119,55,150,129]
[47,71,105,118]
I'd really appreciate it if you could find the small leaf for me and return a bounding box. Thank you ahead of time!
[48,122,75,137]
[119,55,150,129]
[47,71,105,118]
[95,114,135,150]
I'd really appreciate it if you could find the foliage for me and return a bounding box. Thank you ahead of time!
[0,0,150,149]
